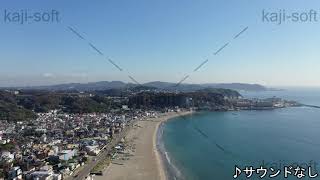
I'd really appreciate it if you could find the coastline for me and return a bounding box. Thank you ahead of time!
[95,111,193,180]
[155,111,193,180]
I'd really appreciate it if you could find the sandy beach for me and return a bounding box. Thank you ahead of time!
[95,111,192,180]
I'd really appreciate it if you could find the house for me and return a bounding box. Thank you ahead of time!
[58,149,77,161]
[26,171,52,180]
[1,151,14,163]
[85,146,100,156]
[25,165,62,180]
[8,167,22,180]
[0,138,10,145]
[122,105,129,110]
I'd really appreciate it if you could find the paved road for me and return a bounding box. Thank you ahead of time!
[68,121,135,180]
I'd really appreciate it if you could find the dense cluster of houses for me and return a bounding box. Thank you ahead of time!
[0,109,161,180]
[232,97,299,110]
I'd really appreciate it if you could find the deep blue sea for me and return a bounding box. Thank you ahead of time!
[161,88,320,180]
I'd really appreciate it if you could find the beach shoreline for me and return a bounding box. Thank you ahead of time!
[95,111,193,180]
[155,111,193,180]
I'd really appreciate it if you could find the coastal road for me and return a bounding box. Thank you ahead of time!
[68,121,135,180]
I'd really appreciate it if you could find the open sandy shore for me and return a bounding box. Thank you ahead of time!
[95,111,192,180]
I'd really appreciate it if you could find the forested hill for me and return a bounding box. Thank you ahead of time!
[128,88,241,109]
[0,88,241,121]
[0,91,36,121]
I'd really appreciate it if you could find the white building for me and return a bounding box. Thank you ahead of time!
[26,165,62,180]
[85,145,101,156]
[1,151,14,162]
[58,149,77,161]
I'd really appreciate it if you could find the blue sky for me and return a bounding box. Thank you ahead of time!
[1,0,320,87]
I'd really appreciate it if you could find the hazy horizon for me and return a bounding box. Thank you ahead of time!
[1,78,320,89]
[1,0,320,87]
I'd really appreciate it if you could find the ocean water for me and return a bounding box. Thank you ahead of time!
[161,88,320,180]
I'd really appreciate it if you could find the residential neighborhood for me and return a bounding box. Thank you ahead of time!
[0,108,163,180]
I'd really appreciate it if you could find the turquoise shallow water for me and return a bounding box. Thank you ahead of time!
[162,89,320,180]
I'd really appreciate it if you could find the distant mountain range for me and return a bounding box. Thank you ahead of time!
[2,81,273,92]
